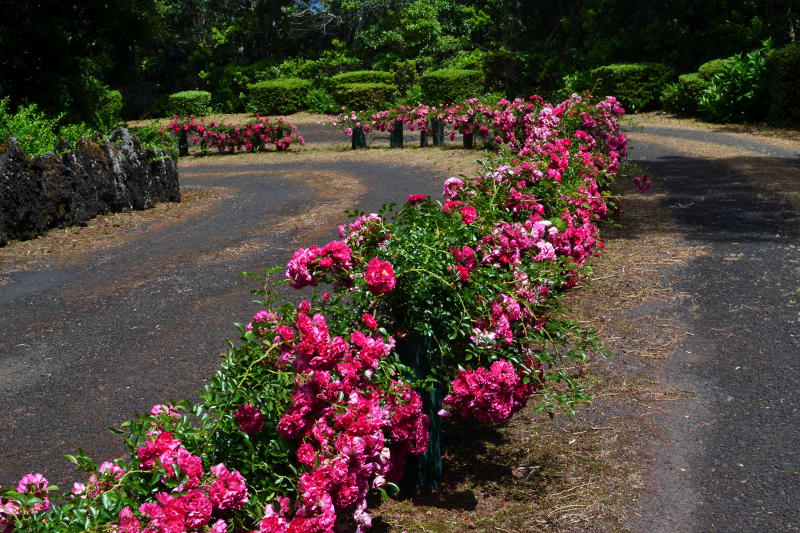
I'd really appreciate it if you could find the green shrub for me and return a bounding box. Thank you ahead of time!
[200,60,271,113]
[305,88,338,114]
[589,63,674,112]
[697,58,735,81]
[333,83,397,110]
[0,97,61,156]
[661,73,708,116]
[168,90,212,117]
[699,42,771,123]
[96,89,123,128]
[766,43,800,125]
[247,78,312,115]
[396,83,424,106]
[332,70,394,86]
[420,69,484,105]
[393,60,418,93]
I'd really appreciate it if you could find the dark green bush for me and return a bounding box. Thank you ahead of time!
[201,60,271,113]
[420,69,484,105]
[333,83,397,110]
[393,60,417,93]
[332,70,394,86]
[699,43,770,123]
[697,58,735,81]
[247,78,311,115]
[168,90,212,117]
[766,43,800,125]
[589,63,674,112]
[661,73,708,116]
[96,89,123,128]
[305,88,338,114]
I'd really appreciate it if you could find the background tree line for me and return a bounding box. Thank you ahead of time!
[0,0,797,122]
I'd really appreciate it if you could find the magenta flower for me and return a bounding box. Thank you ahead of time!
[406,193,427,205]
[233,403,264,434]
[364,257,396,295]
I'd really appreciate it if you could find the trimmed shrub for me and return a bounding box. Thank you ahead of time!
[661,73,708,116]
[247,78,311,115]
[589,63,674,112]
[767,43,800,125]
[332,70,394,85]
[420,69,484,105]
[333,82,397,110]
[697,58,735,81]
[168,90,212,117]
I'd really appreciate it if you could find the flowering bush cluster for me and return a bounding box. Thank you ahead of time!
[1,93,632,532]
[166,115,305,154]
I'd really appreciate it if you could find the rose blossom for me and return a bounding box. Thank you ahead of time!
[234,403,264,434]
[364,257,396,295]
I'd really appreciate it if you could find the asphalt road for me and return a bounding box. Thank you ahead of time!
[628,128,800,531]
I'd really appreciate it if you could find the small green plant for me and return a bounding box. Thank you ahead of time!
[0,97,61,156]
[699,41,771,123]
[304,88,337,114]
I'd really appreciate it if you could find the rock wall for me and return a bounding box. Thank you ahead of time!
[0,129,180,246]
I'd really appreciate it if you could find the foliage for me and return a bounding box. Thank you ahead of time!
[198,60,273,113]
[699,41,771,123]
[697,58,735,81]
[0,97,62,157]
[247,78,312,115]
[167,91,212,117]
[766,43,800,125]
[333,83,398,110]
[589,63,674,112]
[661,73,708,116]
[420,69,484,105]
[332,71,394,85]
[305,88,339,114]
[392,59,418,93]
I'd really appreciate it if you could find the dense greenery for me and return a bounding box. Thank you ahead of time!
[247,78,312,115]
[420,69,484,105]
[766,43,800,124]
[1,1,797,124]
[588,63,673,112]
[168,90,212,117]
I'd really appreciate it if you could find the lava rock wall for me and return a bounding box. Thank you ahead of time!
[0,129,180,246]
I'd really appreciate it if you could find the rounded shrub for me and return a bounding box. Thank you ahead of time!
[661,73,708,116]
[168,90,212,117]
[766,43,800,125]
[247,78,312,115]
[420,69,484,105]
[331,70,394,85]
[333,82,397,110]
[589,63,674,112]
[698,44,770,123]
[697,58,735,81]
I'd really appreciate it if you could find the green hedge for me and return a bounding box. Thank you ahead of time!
[168,90,212,117]
[333,82,397,110]
[331,70,394,85]
[420,69,484,105]
[589,63,674,112]
[767,43,800,125]
[247,78,311,115]
[661,73,708,116]
[697,58,735,81]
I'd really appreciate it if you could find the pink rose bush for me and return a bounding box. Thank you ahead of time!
[166,115,305,154]
[1,93,629,532]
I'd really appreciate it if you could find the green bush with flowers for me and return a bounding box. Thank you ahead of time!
[0,93,637,533]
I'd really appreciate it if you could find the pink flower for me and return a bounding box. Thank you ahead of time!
[364,257,396,295]
[234,403,264,434]
[362,313,378,330]
[633,174,651,193]
[296,443,316,466]
[208,463,249,511]
[460,205,477,225]
[406,193,427,205]
[16,473,50,512]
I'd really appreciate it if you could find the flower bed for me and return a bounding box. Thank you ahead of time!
[166,115,305,155]
[0,94,631,533]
